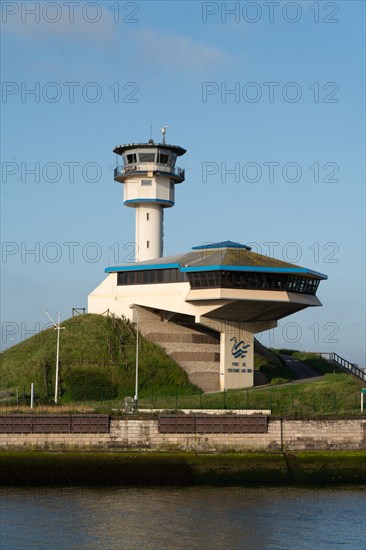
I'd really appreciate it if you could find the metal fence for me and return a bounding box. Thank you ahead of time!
[0,384,365,416]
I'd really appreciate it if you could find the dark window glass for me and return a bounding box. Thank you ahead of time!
[170,153,177,166]
[117,269,317,293]
[159,153,170,164]
[188,271,316,294]
[139,153,155,162]
[116,269,187,285]
[162,270,171,283]
[126,153,137,163]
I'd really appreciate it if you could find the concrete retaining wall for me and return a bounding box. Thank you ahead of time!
[1,417,365,451]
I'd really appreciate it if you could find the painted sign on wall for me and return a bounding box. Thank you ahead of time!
[220,328,254,390]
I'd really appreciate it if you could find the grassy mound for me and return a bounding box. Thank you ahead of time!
[0,314,197,401]
[254,354,294,385]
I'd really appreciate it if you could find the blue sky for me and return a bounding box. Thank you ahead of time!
[1,1,365,365]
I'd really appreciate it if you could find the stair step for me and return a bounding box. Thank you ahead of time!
[138,314,221,392]
[161,343,219,354]
[140,321,206,335]
[171,351,220,362]
[146,332,219,344]
[188,372,220,392]
[178,361,220,374]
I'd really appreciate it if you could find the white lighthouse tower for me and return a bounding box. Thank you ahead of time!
[90,131,327,393]
[113,129,186,261]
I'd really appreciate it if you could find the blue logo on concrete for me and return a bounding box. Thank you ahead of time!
[230,337,250,359]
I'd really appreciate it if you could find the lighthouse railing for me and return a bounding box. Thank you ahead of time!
[114,165,185,179]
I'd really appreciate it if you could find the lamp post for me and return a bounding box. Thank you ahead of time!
[129,304,139,407]
[44,310,65,404]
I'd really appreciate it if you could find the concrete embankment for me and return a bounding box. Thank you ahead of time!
[2,416,365,452]
[0,451,365,487]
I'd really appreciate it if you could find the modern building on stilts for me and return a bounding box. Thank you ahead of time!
[88,131,327,392]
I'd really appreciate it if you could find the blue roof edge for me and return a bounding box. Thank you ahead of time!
[192,241,252,251]
[105,263,181,273]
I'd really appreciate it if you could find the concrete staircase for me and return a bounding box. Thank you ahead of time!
[137,309,221,392]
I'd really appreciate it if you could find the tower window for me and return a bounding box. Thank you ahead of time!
[141,179,152,186]
[147,241,150,248]
[139,153,155,162]
[117,269,188,286]
[158,153,170,164]
[170,153,177,166]
[126,153,137,164]
[146,213,150,220]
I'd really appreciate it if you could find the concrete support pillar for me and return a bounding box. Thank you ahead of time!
[219,326,254,390]
[196,317,277,391]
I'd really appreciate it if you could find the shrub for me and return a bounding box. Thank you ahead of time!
[63,368,118,401]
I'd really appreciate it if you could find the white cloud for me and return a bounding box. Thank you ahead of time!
[131,28,229,70]
[2,4,118,48]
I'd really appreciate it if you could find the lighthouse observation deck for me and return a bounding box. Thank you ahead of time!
[114,142,186,183]
[114,164,185,183]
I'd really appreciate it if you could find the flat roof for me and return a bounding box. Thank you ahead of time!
[104,241,327,280]
[113,142,186,156]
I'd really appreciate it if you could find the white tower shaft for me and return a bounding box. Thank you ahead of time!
[135,204,163,261]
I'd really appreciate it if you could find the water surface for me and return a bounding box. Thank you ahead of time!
[1,487,365,549]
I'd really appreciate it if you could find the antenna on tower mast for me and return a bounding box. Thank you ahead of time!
[161,126,168,144]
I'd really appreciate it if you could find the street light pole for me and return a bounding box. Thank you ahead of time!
[129,304,139,406]
[54,312,62,403]
[44,310,65,404]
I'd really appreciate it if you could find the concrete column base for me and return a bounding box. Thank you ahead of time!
[196,318,277,391]
[219,326,254,390]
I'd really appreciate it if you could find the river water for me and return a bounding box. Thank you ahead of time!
[0,487,365,549]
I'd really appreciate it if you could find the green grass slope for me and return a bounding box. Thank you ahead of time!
[1,316,363,416]
[0,314,197,401]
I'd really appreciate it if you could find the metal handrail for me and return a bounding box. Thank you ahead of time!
[114,165,185,179]
[320,352,366,382]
